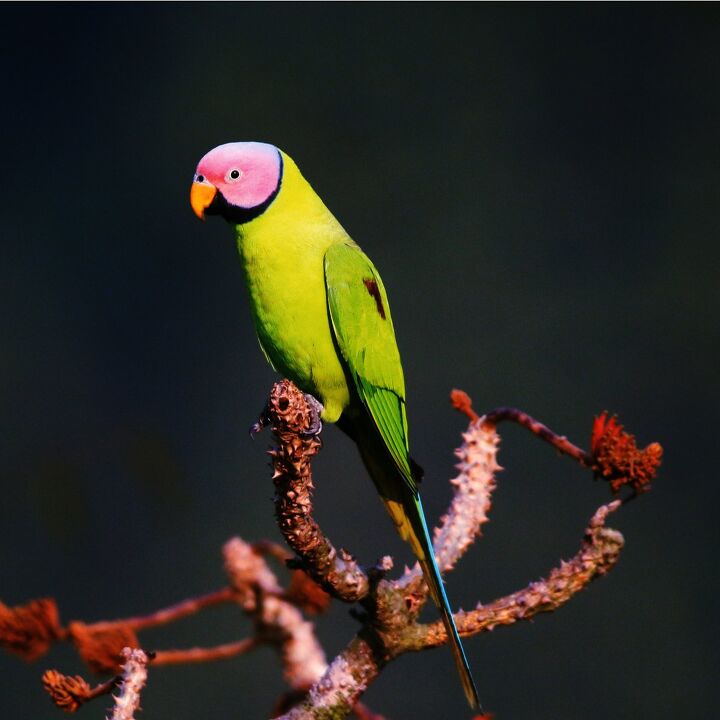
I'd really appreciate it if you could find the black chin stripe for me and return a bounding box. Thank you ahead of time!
[207,150,284,225]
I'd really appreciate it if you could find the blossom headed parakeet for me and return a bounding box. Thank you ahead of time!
[190,142,480,709]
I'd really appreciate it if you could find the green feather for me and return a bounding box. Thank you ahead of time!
[324,242,480,709]
[324,242,416,492]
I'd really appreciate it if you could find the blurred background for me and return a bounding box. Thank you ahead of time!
[1,4,717,718]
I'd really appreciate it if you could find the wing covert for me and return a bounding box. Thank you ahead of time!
[324,242,416,492]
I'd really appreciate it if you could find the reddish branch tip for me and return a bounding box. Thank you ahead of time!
[450,389,480,422]
[590,412,663,494]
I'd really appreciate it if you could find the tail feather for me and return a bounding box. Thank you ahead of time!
[381,495,480,710]
[411,497,481,711]
[344,414,481,710]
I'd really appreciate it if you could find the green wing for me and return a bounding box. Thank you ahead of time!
[324,242,416,494]
[325,243,481,709]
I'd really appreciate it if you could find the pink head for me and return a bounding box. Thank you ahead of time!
[190,142,283,223]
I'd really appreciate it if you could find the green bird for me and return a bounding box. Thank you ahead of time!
[190,142,480,709]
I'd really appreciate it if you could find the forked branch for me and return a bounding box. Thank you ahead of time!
[1,380,661,720]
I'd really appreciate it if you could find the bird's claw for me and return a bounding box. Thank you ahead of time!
[249,394,322,438]
[301,394,324,437]
[249,404,271,438]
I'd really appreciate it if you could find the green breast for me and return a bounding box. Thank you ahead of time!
[232,155,351,422]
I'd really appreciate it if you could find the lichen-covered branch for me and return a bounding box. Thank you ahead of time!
[224,537,329,691]
[107,648,148,720]
[402,500,624,651]
[433,419,500,573]
[279,636,385,720]
[395,416,500,605]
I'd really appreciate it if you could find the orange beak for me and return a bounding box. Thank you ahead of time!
[190,182,217,221]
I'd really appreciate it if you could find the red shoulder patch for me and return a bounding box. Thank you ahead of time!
[363,278,386,319]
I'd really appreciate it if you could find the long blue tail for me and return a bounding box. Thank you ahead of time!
[340,413,481,709]
[411,494,481,710]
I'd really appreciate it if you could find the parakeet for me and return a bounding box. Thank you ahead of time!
[190,142,480,709]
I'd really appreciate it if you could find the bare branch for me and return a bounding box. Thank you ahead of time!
[449,387,595,469]
[278,637,384,720]
[395,414,500,607]
[90,587,237,633]
[403,501,624,651]
[433,417,500,573]
[265,380,370,602]
[151,638,259,665]
[65,589,237,674]
[106,648,148,720]
[224,537,328,691]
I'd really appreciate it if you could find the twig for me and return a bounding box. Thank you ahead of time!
[89,587,236,633]
[87,676,121,702]
[451,390,592,467]
[62,587,239,674]
[151,638,259,665]
[485,406,593,466]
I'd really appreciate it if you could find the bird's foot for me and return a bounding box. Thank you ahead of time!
[249,403,271,438]
[301,394,324,437]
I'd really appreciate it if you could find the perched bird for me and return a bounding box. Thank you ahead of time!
[190,142,480,709]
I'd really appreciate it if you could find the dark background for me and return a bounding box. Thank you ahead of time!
[1,4,717,718]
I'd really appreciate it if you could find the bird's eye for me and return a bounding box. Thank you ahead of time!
[196,174,205,183]
[227,168,242,181]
